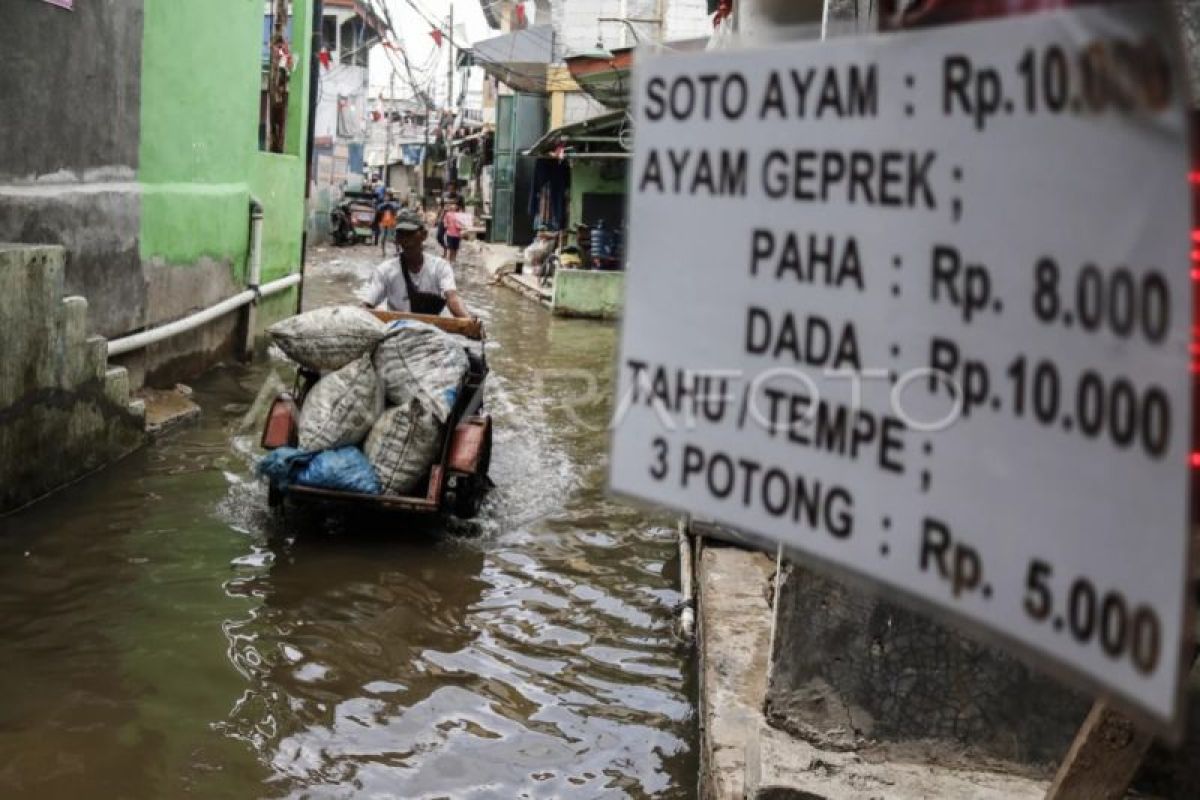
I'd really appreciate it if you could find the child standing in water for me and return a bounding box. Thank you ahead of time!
[443,201,464,264]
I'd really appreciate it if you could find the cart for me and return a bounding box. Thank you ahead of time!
[260,311,493,519]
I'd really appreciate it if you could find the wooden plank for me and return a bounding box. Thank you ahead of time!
[1045,702,1154,800]
[288,485,438,513]
[370,310,483,340]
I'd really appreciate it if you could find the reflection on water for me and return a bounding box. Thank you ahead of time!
[0,250,695,799]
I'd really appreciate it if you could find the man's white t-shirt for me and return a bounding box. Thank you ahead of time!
[358,254,457,312]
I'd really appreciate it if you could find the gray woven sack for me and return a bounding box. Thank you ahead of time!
[373,321,469,424]
[298,355,383,451]
[268,305,387,372]
[364,398,442,495]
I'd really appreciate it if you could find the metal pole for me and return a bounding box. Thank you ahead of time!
[447,3,455,111]
[385,71,395,186]
[422,98,430,210]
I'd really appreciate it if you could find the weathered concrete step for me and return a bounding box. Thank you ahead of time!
[137,385,201,437]
[745,720,1046,799]
[698,541,775,800]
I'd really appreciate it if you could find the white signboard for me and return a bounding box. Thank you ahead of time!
[611,3,1194,729]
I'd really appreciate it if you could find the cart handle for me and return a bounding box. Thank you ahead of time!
[370,310,485,341]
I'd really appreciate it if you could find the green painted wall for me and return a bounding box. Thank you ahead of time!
[139,0,311,288]
[568,161,627,230]
[553,269,623,320]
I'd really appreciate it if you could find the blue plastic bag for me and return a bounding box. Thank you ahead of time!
[296,447,382,495]
[257,446,382,495]
[257,447,315,491]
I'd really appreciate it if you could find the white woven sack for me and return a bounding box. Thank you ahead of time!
[268,305,387,372]
[298,355,383,451]
[373,321,470,423]
[364,398,443,495]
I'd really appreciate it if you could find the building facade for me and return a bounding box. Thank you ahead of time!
[0,0,315,510]
[308,0,382,242]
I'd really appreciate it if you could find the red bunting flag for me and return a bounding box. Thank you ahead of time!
[318,47,332,69]
[430,28,443,47]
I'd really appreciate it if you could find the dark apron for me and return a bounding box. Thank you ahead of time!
[400,261,447,315]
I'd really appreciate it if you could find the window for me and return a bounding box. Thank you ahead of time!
[340,18,367,68]
[321,15,338,58]
[260,7,294,152]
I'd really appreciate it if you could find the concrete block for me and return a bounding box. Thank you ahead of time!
[552,269,623,319]
[61,295,89,347]
[83,335,108,382]
[104,366,130,405]
[0,244,64,407]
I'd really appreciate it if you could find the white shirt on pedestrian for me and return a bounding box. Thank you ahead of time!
[358,254,457,312]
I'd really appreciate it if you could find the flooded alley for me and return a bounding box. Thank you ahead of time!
[0,244,695,799]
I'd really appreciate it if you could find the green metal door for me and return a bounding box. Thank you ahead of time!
[493,96,516,244]
[492,93,547,245]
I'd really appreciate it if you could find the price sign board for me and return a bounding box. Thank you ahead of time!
[610,3,1194,728]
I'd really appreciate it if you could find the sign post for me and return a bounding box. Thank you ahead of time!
[611,2,1194,732]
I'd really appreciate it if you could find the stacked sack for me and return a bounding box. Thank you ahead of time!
[258,306,470,496]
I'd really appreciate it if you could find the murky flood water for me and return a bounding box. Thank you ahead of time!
[0,245,694,799]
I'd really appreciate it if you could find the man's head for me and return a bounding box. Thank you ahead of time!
[394,209,426,255]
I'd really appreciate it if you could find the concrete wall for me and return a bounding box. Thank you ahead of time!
[765,563,1089,767]
[0,0,145,339]
[129,0,312,385]
[552,269,623,318]
[0,0,309,383]
[0,245,145,514]
[0,0,311,510]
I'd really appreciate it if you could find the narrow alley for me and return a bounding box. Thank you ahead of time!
[0,243,696,799]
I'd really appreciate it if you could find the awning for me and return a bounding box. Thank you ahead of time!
[469,24,556,94]
[564,38,709,109]
[564,48,633,110]
[524,110,629,159]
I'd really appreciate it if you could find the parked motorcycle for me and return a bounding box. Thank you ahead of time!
[329,192,377,246]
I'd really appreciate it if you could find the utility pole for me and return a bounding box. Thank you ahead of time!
[384,71,395,187]
[421,90,430,209]
[446,3,455,112]
[267,0,290,152]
